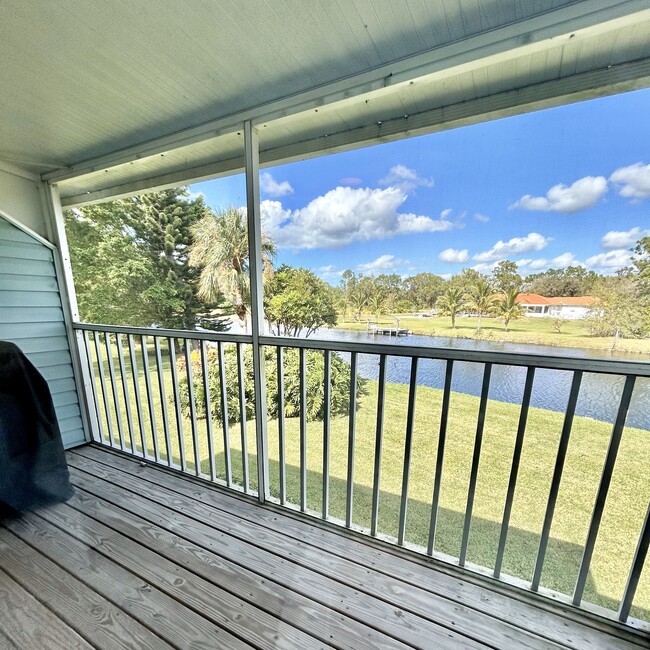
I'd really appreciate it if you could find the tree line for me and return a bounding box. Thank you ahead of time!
[65,188,650,339]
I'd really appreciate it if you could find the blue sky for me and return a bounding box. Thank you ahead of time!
[190,88,650,284]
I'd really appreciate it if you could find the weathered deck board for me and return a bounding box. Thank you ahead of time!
[74,444,649,650]
[0,527,173,650]
[0,567,93,650]
[0,444,648,650]
[66,454,560,650]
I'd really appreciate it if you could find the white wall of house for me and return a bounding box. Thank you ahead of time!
[0,165,49,238]
[548,305,592,320]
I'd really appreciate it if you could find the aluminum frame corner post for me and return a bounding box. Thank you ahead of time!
[244,121,270,503]
[42,182,99,443]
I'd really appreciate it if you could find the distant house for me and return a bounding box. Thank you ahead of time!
[515,293,599,320]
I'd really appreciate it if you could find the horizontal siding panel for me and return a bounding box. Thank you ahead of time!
[48,377,78,395]
[9,335,70,354]
[0,215,86,450]
[22,350,75,369]
[52,391,83,408]
[0,322,67,339]
[40,364,75,382]
[0,306,64,323]
[0,258,56,277]
[0,276,59,293]
[55,403,82,421]
[59,418,86,449]
[0,290,63,307]
[0,240,55,262]
[0,222,49,245]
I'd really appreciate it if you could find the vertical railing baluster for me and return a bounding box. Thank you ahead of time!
[459,362,492,567]
[573,375,636,605]
[127,334,148,459]
[168,338,186,472]
[116,333,136,455]
[619,502,650,622]
[398,357,419,546]
[428,359,454,555]
[104,332,125,450]
[154,336,172,466]
[370,354,387,537]
[531,370,583,591]
[277,347,286,504]
[237,343,249,493]
[345,352,358,528]
[299,347,307,512]
[83,331,104,444]
[217,342,232,487]
[200,341,216,481]
[322,350,332,520]
[140,335,160,463]
[184,340,201,477]
[94,332,114,447]
[495,366,535,578]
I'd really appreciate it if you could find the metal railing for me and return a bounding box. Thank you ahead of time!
[74,322,650,629]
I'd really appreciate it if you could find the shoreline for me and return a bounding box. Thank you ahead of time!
[334,317,650,356]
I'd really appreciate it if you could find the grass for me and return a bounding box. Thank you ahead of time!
[89,336,650,622]
[337,314,650,355]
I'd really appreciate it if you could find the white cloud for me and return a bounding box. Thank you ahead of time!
[379,165,434,194]
[517,252,577,272]
[585,249,632,270]
[340,177,362,186]
[610,162,650,199]
[601,227,650,249]
[510,176,607,213]
[474,213,490,222]
[440,208,453,219]
[439,248,468,263]
[260,171,294,197]
[260,186,453,249]
[357,254,406,274]
[473,232,551,262]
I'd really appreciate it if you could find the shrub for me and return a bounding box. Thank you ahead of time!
[177,344,364,423]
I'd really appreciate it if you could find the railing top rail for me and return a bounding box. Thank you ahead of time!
[73,323,650,377]
[73,322,253,345]
[260,335,650,378]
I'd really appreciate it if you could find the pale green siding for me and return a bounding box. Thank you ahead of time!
[0,216,85,448]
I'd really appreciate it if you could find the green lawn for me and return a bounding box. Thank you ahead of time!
[88,336,650,622]
[337,314,650,355]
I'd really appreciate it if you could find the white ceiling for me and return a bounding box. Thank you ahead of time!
[1,1,649,205]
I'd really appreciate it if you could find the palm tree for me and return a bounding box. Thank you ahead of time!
[464,279,495,332]
[189,207,275,331]
[495,287,524,331]
[436,287,464,328]
[368,289,386,323]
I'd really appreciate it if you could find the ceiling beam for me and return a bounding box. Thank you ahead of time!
[46,0,650,186]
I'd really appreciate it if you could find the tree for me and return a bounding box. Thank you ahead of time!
[587,276,647,343]
[436,287,465,328]
[491,260,522,293]
[524,266,598,297]
[494,288,524,331]
[265,265,338,337]
[189,206,275,330]
[404,273,446,310]
[464,279,495,332]
[65,188,219,329]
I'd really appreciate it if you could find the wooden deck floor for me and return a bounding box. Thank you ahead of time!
[1,445,648,650]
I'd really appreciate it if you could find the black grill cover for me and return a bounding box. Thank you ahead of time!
[0,341,74,514]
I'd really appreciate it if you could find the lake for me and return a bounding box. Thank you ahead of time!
[309,329,650,431]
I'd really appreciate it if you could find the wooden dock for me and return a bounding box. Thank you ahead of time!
[368,326,410,337]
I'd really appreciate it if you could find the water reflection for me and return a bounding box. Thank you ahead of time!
[309,330,650,431]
